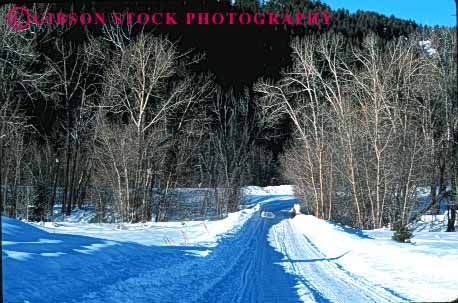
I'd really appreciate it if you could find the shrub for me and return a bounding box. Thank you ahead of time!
[392,223,413,243]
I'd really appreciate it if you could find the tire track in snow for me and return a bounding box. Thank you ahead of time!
[269,217,408,303]
[198,204,305,303]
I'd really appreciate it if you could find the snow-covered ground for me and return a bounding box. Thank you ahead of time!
[3,187,458,302]
[286,215,458,302]
[243,185,295,196]
[413,213,450,232]
[28,204,258,248]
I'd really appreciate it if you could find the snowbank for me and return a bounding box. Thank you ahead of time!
[242,185,295,196]
[31,204,259,247]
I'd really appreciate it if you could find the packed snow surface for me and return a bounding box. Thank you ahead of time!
[3,186,458,302]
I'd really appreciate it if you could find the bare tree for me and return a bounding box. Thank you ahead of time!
[43,30,100,216]
[0,5,51,218]
[257,33,439,230]
[97,27,211,222]
[256,35,354,224]
[209,90,257,212]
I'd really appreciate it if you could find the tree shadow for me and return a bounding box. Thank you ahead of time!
[284,251,350,263]
[3,216,217,302]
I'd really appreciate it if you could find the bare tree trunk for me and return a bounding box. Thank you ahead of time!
[50,159,61,222]
[63,145,71,216]
[446,206,456,232]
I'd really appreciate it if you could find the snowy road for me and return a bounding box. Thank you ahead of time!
[73,196,405,303]
[267,210,406,302]
[4,195,452,302]
[195,197,406,303]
